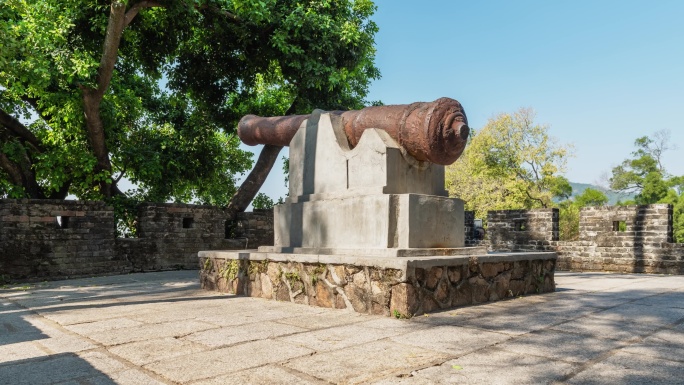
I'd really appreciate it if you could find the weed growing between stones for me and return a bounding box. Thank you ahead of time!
[310,264,326,285]
[393,309,411,319]
[220,260,240,282]
[203,258,212,272]
[284,271,301,287]
[248,259,269,276]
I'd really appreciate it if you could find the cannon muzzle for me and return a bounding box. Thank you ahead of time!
[237,97,469,165]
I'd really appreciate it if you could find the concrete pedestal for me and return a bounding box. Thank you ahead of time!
[275,194,464,249]
[274,111,465,251]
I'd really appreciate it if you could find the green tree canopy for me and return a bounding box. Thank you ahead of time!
[446,107,572,220]
[610,130,676,204]
[0,0,379,215]
[610,130,684,242]
[574,187,608,207]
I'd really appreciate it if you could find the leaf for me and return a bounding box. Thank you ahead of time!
[451,365,463,370]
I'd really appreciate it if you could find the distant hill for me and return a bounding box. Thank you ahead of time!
[569,182,635,205]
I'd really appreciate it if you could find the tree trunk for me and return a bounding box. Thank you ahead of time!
[225,144,283,219]
[82,90,115,198]
[81,2,127,198]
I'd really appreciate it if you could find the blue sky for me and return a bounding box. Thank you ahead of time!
[252,0,684,201]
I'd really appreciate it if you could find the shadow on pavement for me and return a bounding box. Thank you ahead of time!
[0,307,48,346]
[0,353,117,385]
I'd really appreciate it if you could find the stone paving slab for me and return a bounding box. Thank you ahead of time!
[550,315,662,341]
[107,337,210,366]
[284,339,450,384]
[497,329,627,363]
[144,339,315,383]
[1,270,684,384]
[564,350,684,385]
[191,364,325,385]
[370,347,577,385]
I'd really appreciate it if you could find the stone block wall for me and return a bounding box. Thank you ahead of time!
[555,204,684,274]
[487,208,559,251]
[485,204,684,274]
[128,203,273,270]
[0,200,274,282]
[578,204,673,246]
[0,199,128,280]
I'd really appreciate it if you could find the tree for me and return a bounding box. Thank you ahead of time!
[574,187,609,207]
[610,129,674,199]
[446,108,572,220]
[0,0,379,218]
[610,130,684,242]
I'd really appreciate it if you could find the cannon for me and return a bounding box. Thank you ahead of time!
[238,97,469,165]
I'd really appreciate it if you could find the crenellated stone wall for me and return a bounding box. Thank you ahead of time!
[0,200,274,282]
[556,204,683,274]
[0,200,128,280]
[125,203,273,271]
[577,204,673,246]
[487,209,559,252]
[485,204,684,274]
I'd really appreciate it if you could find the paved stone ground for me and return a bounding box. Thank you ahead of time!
[1,271,683,384]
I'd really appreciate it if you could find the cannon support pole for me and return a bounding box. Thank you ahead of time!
[238,97,469,165]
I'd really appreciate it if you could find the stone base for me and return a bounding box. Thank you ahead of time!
[198,250,557,318]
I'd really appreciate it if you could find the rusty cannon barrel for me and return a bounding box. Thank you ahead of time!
[238,97,469,165]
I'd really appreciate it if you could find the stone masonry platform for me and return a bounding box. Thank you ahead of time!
[199,250,557,317]
[1,271,683,384]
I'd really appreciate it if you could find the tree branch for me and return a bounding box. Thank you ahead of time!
[124,1,241,29]
[524,188,546,208]
[526,160,540,181]
[0,152,24,186]
[0,148,45,198]
[197,4,241,23]
[114,167,126,183]
[110,181,125,197]
[0,108,43,151]
[124,0,165,27]
[225,144,283,218]
[91,1,127,101]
